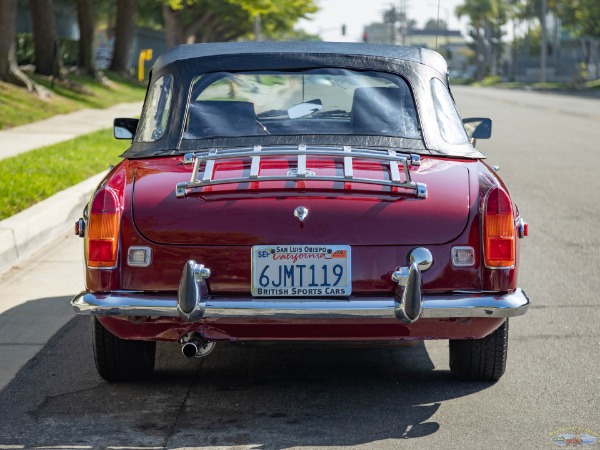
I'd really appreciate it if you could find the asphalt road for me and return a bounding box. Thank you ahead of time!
[0,87,599,449]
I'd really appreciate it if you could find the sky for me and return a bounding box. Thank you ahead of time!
[297,0,469,42]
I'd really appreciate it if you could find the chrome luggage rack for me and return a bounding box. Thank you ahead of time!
[175,145,427,199]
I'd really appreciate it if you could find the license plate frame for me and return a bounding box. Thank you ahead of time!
[251,245,352,297]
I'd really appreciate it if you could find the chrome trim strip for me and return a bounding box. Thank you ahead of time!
[388,149,401,182]
[72,288,530,320]
[182,174,420,189]
[250,145,261,178]
[297,152,307,177]
[203,158,215,183]
[187,146,418,163]
[343,146,353,179]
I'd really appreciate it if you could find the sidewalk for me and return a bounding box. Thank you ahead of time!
[0,233,83,389]
[0,104,146,390]
[0,102,142,274]
[0,102,142,161]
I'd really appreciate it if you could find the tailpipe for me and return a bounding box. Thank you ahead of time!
[181,335,215,358]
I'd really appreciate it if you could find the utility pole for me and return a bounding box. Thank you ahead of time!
[254,14,262,41]
[398,0,409,46]
[540,0,547,83]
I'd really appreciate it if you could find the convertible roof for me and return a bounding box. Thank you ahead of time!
[152,41,448,77]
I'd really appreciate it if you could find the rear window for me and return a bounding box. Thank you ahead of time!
[183,69,421,140]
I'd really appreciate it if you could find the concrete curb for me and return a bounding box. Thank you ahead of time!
[0,172,107,275]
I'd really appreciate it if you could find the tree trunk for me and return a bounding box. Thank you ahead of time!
[77,0,97,77]
[475,26,485,82]
[188,12,216,43]
[0,0,37,90]
[110,0,137,76]
[162,5,184,48]
[29,0,64,77]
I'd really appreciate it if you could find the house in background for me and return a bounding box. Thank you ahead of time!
[16,0,78,40]
[405,28,471,77]
[363,22,470,76]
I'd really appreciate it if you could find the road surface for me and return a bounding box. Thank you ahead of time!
[0,86,598,449]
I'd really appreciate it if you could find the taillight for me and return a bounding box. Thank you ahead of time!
[87,187,120,268]
[483,187,515,268]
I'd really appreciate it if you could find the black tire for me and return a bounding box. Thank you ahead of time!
[92,317,156,382]
[449,319,508,381]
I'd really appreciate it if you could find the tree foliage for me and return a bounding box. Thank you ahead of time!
[160,0,317,46]
[555,0,600,38]
[424,18,447,30]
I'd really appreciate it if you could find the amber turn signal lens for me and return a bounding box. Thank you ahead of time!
[484,187,515,268]
[87,188,120,268]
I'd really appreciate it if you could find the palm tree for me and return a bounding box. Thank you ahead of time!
[456,0,508,81]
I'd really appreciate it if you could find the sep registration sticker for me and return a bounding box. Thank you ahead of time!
[251,245,352,297]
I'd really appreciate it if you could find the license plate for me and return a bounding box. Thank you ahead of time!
[251,245,351,297]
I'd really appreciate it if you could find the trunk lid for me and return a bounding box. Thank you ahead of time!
[131,155,471,246]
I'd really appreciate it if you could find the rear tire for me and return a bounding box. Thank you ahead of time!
[92,317,156,382]
[449,319,508,381]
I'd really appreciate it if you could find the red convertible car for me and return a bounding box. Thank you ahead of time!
[72,42,529,382]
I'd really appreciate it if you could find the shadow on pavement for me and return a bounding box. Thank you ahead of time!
[0,303,495,449]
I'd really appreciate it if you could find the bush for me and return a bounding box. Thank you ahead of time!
[480,76,502,86]
[16,34,79,67]
[16,34,35,65]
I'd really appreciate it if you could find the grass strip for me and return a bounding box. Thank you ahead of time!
[0,128,129,221]
[0,72,146,130]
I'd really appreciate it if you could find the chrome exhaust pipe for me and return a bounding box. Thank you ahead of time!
[181,336,215,358]
[182,340,201,358]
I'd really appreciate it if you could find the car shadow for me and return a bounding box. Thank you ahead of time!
[0,298,495,449]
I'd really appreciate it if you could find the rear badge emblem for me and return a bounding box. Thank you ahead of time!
[294,206,309,222]
[287,168,316,177]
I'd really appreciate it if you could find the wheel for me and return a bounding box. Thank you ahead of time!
[92,317,156,382]
[449,319,508,381]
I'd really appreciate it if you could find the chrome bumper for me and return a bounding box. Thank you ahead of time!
[72,288,529,321]
[71,260,529,324]
[73,260,529,322]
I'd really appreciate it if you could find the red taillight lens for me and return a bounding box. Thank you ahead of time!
[87,188,120,268]
[484,187,515,268]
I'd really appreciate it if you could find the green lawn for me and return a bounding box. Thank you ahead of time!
[0,72,146,220]
[0,128,129,221]
[0,72,146,130]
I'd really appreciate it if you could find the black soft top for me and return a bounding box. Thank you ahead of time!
[123,42,482,159]
[152,41,448,77]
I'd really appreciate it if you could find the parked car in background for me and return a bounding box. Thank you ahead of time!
[72,42,529,382]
